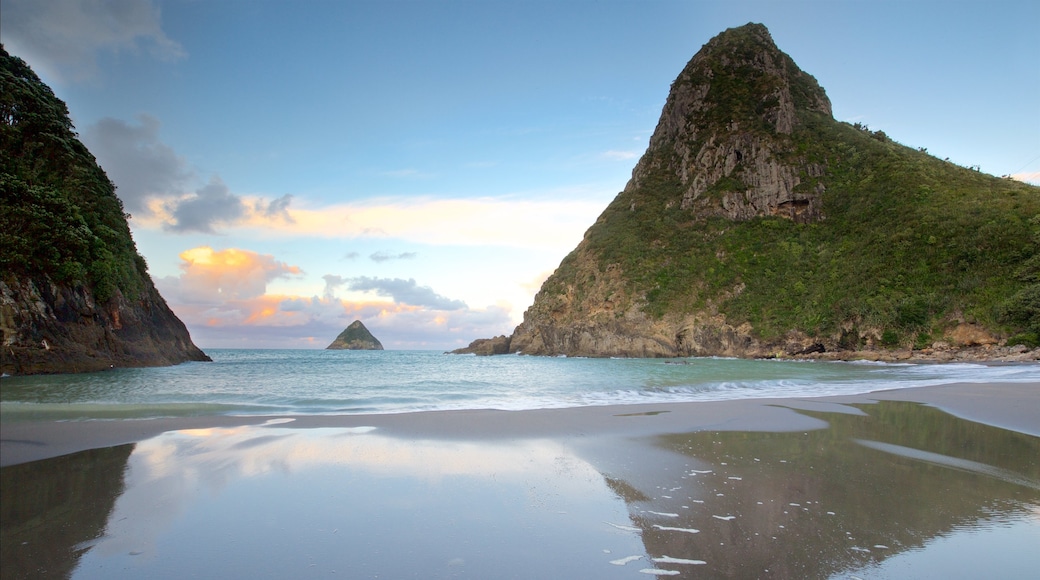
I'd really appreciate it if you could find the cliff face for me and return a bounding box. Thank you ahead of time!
[1,277,209,373]
[1,46,209,374]
[497,23,1040,360]
[640,23,831,223]
[326,320,384,350]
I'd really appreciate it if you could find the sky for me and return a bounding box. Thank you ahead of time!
[2,0,1038,351]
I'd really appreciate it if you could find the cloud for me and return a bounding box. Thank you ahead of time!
[602,150,639,161]
[82,115,193,215]
[164,176,247,233]
[218,194,608,250]
[154,247,512,349]
[370,251,418,263]
[343,252,361,260]
[322,274,347,300]
[259,194,295,223]
[0,0,185,83]
[345,277,467,310]
[521,270,554,295]
[1012,171,1040,186]
[156,283,514,350]
[172,246,303,303]
[129,182,609,250]
[84,114,301,233]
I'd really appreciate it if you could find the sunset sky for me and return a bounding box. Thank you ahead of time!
[3,0,1038,350]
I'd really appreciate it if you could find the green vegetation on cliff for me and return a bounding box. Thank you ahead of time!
[1,46,146,302]
[538,24,1039,352]
[568,116,1039,347]
[1,46,209,374]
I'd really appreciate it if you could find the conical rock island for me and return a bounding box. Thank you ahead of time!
[326,320,384,350]
[458,23,1039,360]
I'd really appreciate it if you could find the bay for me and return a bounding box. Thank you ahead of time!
[2,350,1036,421]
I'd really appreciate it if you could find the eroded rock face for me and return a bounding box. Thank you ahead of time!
[1,276,210,374]
[505,23,832,358]
[457,23,1038,361]
[1,48,210,374]
[641,22,831,223]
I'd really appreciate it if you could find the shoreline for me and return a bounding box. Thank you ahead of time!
[3,381,1038,578]
[3,381,1037,468]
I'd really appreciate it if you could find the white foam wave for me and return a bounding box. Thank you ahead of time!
[652,525,699,534]
[653,556,707,565]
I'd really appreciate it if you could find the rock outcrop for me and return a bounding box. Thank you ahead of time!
[449,335,511,356]
[1,46,210,374]
[644,23,831,223]
[506,24,836,358]
[326,320,384,350]
[1,277,209,374]
[455,23,1040,360]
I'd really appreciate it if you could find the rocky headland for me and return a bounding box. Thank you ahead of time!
[453,24,1039,361]
[1,46,209,374]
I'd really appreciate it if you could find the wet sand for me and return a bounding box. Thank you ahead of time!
[2,382,1038,578]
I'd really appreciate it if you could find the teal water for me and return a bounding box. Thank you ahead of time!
[1,350,1037,421]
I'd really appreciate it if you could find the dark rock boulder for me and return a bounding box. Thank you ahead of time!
[449,335,512,356]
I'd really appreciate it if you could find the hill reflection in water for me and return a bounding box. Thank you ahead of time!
[609,401,1040,577]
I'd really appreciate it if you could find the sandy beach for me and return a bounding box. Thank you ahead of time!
[3,382,1039,578]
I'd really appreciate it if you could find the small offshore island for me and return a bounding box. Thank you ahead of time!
[325,320,384,350]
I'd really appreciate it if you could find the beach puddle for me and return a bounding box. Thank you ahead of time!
[1,425,646,579]
[598,400,1040,578]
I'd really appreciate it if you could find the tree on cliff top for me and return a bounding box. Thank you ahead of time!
[1,45,146,302]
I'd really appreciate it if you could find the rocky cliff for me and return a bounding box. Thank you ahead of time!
[458,23,1039,360]
[1,46,210,374]
[326,320,384,350]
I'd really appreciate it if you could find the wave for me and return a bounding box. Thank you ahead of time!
[1,353,1036,420]
[0,401,284,422]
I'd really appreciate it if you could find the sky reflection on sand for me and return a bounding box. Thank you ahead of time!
[68,424,646,579]
[2,399,1038,578]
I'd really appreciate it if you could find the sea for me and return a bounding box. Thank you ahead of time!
[2,349,1037,422]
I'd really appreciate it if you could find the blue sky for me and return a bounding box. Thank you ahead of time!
[3,0,1038,350]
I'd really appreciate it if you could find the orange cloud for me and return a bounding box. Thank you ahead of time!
[176,246,302,303]
[154,247,518,349]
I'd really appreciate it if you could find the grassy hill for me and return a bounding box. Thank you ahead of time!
[568,114,1039,349]
[503,24,1039,358]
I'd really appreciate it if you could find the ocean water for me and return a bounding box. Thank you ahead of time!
[1,349,1037,421]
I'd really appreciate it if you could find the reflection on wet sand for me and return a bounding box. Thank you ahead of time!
[1,444,133,579]
[2,423,646,579]
[603,401,1040,577]
[1,400,1038,579]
